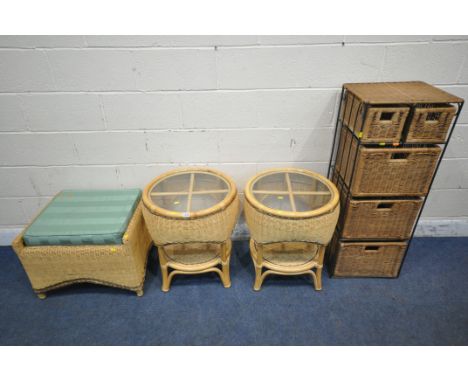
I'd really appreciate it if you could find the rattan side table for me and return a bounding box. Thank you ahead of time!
[142,167,240,291]
[244,168,339,291]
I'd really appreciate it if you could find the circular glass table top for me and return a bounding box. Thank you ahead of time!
[143,168,236,218]
[245,168,339,218]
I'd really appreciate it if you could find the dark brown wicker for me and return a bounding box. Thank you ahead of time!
[340,91,409,143]
[328,235,407,277]
[336,126,441,196]
[332,172,423,240]
[406,104,457,143]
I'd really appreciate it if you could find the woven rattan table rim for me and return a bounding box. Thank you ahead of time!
[245,167,339,219]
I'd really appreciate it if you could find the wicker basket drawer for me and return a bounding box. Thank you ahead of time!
[406,104,457,143]
[332,173,423,239]
[340,92,409,143]
[335,126,441,196]
[340,198,422,240]
[328,238,407,277]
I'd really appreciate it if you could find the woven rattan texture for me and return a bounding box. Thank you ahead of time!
[162,243,221,265]
[12,203,152,294]
[341,92,409,143]
[334,125,358,185]
[406,105,456,143]
[143,194,240,245]
[352,146,441,196]
[341,199,422,240]
[333,173,423,240]
[329,236,407,277]
[244,197,339,244]
[336,126,441,196]
[253,242,320,268]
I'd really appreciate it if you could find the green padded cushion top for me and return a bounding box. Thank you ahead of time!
[23,189,142,246]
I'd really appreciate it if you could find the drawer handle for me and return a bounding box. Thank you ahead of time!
[380,112,394,121]
[391,153,409,160]
[426,112,441,122]
[364,246,379,251]
[377,203,393,209]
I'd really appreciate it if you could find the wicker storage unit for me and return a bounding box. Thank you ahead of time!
[327,82,464,278]
[406,104,457,143]
[244,168,339,291]
[336,125,441,197]
[328,236,407,278]
[340,91,409,143]
[142,167,239,291]
[333,172,423,240]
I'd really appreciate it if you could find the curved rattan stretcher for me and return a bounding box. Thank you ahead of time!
[244,168,340,291]
[142,167,240,291]
[12,203,152,299]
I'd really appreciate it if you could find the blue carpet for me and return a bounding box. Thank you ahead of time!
[0,238,467,345]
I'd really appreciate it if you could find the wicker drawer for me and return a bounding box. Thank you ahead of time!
[339,198,422,240]
[340,92,409,143]
[328,237,407,277]
[332,174,422,239]
[405,104,457,143]
[335,126,441,197]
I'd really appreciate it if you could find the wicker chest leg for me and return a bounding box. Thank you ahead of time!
[36,293,47,300]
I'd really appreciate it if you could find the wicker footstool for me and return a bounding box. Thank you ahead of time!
[142,167,240,291]
[244,168,339,291]
[12,189,152,299]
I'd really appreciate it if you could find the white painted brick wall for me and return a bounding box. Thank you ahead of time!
[216,45,386,89]
[0,35,468,242]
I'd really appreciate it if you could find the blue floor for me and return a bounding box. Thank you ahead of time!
[0,237,467,345]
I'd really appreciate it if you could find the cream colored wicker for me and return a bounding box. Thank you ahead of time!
[142,167,240,291]
[12,203,152,299]
[244,168,340,291]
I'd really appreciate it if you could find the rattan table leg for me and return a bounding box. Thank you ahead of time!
[313,267,322,291]
[161,265,170,292]
[220,240,232,288]
[158,246,171,292]
[36,293,47,300]
[313,247,325,290]
[221,259,231,288]
[253,265,263,291]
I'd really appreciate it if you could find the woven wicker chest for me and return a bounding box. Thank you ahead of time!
[327,82,464,278]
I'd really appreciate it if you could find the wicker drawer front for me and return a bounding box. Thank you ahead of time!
[331,240,407,277]
[340,198,422,240]
[340,92,409,143]
[350,146,441,196]
[335,126,441,196]
[406,105,456,143]
[332,171,423,239]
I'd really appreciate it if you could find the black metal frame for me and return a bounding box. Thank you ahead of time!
[327,85,464,277]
